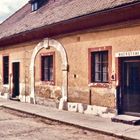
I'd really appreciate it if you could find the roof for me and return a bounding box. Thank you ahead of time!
[0,0,139,40]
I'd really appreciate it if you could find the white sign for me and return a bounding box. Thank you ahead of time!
[115,51,140,57]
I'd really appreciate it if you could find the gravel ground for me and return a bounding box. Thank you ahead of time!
[0,107,122,140]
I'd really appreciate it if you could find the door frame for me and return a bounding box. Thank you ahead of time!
[117,56,140,116]
[12,61,20,97]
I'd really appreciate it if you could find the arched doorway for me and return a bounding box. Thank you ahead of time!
[29,38,68,109]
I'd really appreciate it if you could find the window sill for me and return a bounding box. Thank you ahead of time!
[41,81,55,85]
[88,82,111,88]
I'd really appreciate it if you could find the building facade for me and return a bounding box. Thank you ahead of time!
[0,0,140,117]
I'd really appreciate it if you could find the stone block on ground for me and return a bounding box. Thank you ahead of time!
[67,102,78,112]
[0,92,10,99]
[84,105,108,116]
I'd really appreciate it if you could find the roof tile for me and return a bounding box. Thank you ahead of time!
[0,0,139,39]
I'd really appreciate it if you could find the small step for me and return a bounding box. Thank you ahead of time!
[10,96,20,101]
[112,115,140,125]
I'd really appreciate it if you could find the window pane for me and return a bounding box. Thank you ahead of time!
[102,63,108,72]
[49,56,53,68]
[42,55,53,81]
[32,2,38,11]
[44,57,48,68]
[95,72,101,82]
[35,2,38,10]
[31,5,34,11]
[49,68,53,81]
[102,51,108,82]
[44,68,48,81]
[91,51,109,83]
[94,53,101,63]
[48,56,53,81]
[102,52,108,62]
[103,72,108,82]
[95,63,101,72]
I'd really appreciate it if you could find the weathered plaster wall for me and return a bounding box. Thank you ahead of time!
[0,40,63,105]
[56,25,140,109]
[0,42,37,97]
[34,47,62,105]
[1,24,140,110]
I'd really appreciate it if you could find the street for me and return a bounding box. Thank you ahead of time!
[0,107,122,140]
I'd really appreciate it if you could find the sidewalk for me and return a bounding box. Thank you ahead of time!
[0,99,140,140]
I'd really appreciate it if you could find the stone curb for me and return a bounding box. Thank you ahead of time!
[0,104,138,140]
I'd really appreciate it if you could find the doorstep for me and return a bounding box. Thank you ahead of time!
[111,115,140,125]
[10,96,20,101]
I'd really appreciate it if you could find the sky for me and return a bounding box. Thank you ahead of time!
[0,0,28,23]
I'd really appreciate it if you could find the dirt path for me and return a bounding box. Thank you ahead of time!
[0,107,122,140]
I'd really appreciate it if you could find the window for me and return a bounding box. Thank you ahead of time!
[91,51,108,83]
[32,2,38,11]
[41,54,54,82]
[3,56,9,84]
[30,0,48,11]
[89,46,112,87]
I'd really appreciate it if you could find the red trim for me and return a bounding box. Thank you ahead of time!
[88,49,91,86]
[115,57,120,87]
[88,46,112,88]
[40,52,55,85]
[2,54,9,85]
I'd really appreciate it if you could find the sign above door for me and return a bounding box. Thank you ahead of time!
[115,50,140,57]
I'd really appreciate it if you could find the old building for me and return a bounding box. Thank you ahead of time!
[0,0,140,117]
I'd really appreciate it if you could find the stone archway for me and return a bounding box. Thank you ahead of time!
[29,38,68,109]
